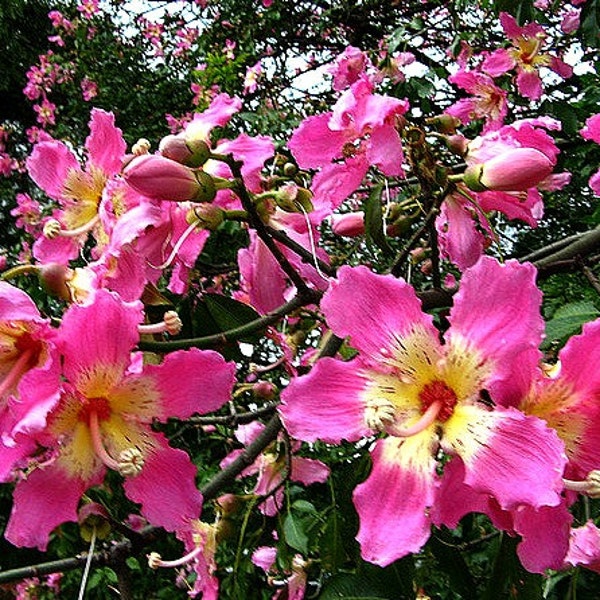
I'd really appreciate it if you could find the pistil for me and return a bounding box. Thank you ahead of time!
[43,215,101,239]
[88,411,144,476]
[0,346,36,401]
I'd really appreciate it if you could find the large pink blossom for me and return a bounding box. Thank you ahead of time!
[288,78,408,212]
[5,290,235,550]
[280,257,566,566]
[581,113,600,195]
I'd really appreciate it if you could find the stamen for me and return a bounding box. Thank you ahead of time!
[365,397,396,432]
[146,218,201,270]
[0,347,36,400]
[43,215,100,239]
[563,470,600,499]
[88,411,144,476]
[138,311,182,336]
[147,546,202,569]
[389,400,442,438]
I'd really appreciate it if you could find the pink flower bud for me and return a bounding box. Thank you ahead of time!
[463,148,554,192]
[123,154,216,202]
[330,211,365,237]
[159,134,211,167]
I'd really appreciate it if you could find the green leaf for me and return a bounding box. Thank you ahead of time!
[203,293,263,342]
[318,573,394,600]
[542,301,599,349]
[429,530,477,599]
[292,499,317,514]
[283,512,308,554]
[363,183,393,258]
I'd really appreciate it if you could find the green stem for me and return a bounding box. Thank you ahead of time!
[0,264,39,281]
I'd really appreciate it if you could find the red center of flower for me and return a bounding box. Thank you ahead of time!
[418,380,457,422]
[80,397,111,423]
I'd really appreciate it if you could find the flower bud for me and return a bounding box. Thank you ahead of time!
[253,380,276,399]
[159,134,211,167]
[330,212,365,237]
[123,154,216,202]
[187,204,225,230]
[39,263,73,301]
[463,148,554,192]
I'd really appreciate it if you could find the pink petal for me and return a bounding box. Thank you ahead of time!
[310,157,369,211]
[565,521,600,572]
[477,189,542,227]
[279,357,373,443]
[26,140,79,201]
[291,456,330,485]
[59,289,142,385]
[321,265,438,363]
[442,405,566,510]
[85,108,126,176]
[5,465,89,550]
[516,69,543,101]
[0,282,42,321]
[146,347,235,419]
[581,114,600,144]
[482,49,515,77]
[447,257,543,405]
[513,503,572,573]
[354,435,437,566]
[367,125,405,177]
[123,433,202,532]
[288,113,346,168]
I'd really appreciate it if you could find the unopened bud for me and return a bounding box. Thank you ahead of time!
[189,204,224,230]
[159,134,211,167]
[330,212,365,237]
[39,262,73,301]
[253,380,276,399]
[78,502,111,542]
[427,114,460,134]
[123,154,216,202]
[386,214,413,237]
[445,134,468,156]
[463,148,554,192]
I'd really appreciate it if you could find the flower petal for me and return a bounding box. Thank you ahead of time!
[442,404,566,510]
[123,433,202,532]
[354,435,437,566]
[321,265,438,363]
[447,257,543,405]
[280,357,373,443]
[5,465,91,550]
[85,108,126,176]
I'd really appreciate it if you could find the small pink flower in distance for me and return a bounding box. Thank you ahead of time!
[280,258,567,566]
[33,98,57,127]
[221,421,330,517]
[289,78,408,212]
[80,77,98,101]
[77,0,100,19]
[243,60,263,95]
[4,290,235,550]
[483,12,572,100]
[445,69,507,131]
[329,45,370,90]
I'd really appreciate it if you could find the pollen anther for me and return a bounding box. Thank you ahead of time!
[365,397,396,432]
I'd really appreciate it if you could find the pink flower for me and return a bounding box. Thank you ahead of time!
[445,69,507,131]
[243,60,263,95]
[482,12,572,100]
[0,283,61,482]
[221,421,330,516]
[5,290,235,549]
[289,79,408,212]
[80,76,98,101]
[280,258,566,566]
[33,98,57,127]
[26,108,127,263]
[581,114,600,195]
[328,45,370,90]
